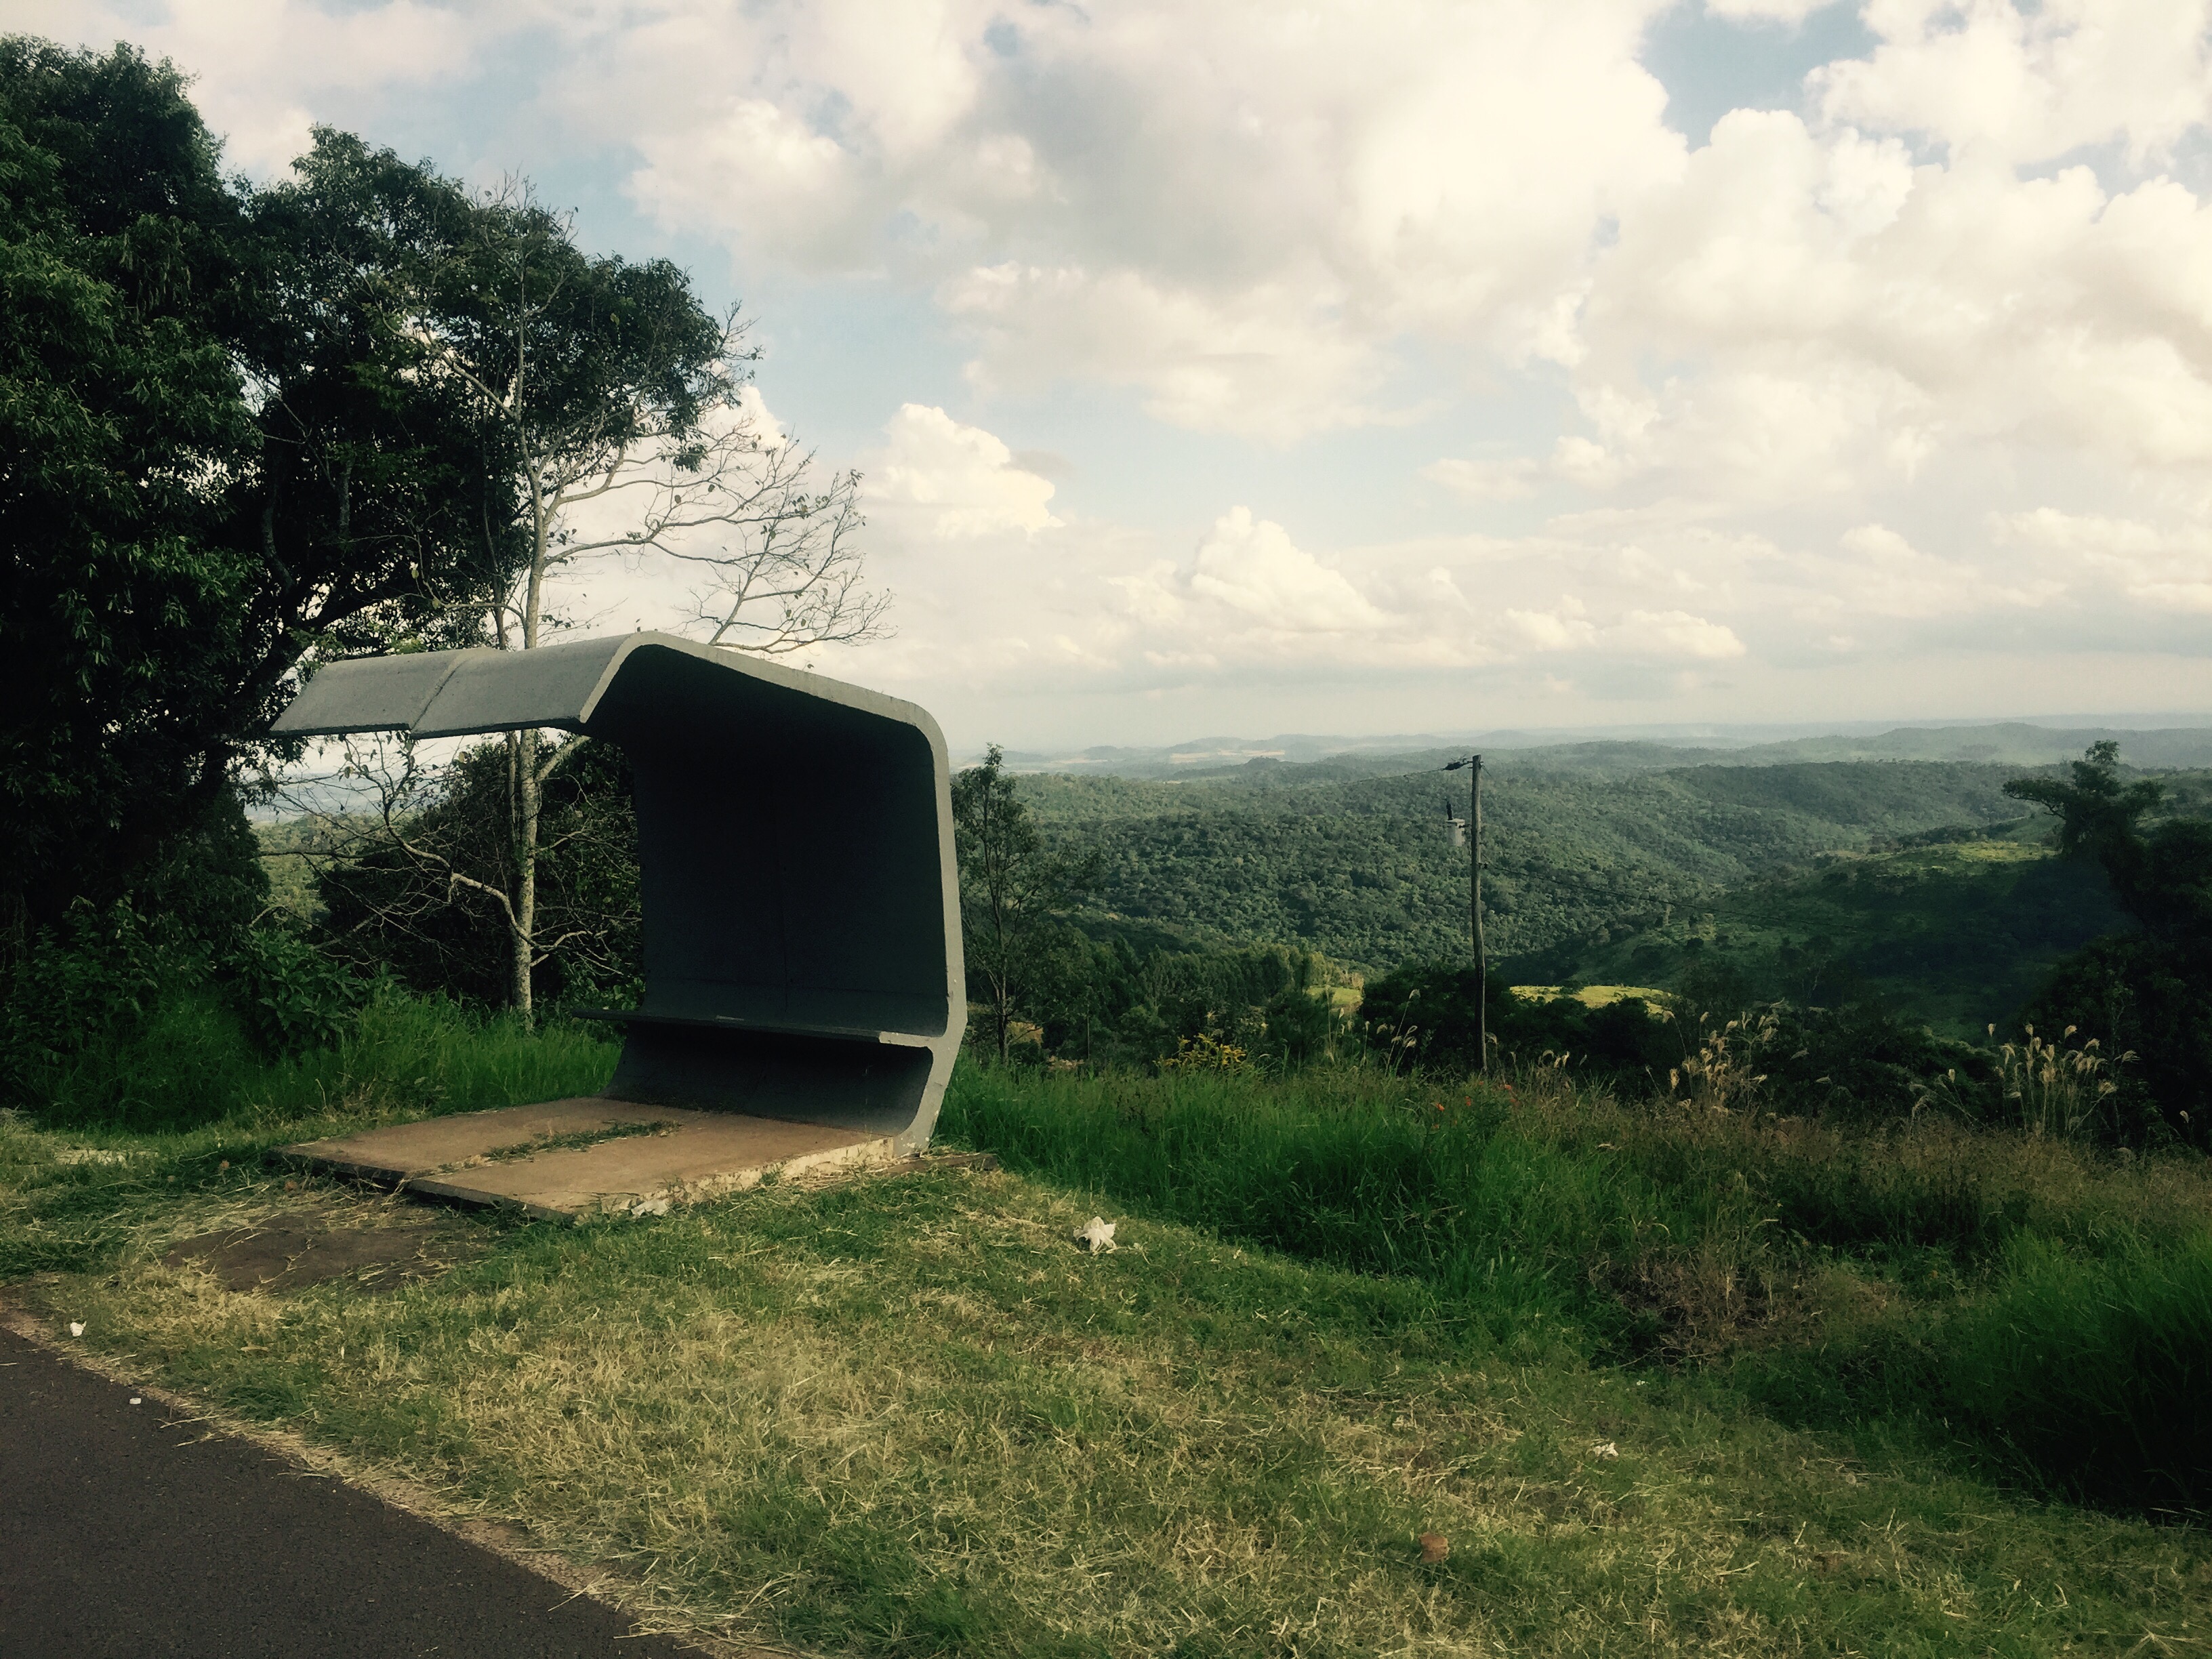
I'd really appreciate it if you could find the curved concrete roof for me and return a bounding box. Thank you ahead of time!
[274,634,966,1152]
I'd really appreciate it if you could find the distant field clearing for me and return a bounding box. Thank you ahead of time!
[1513,984,1668,1012]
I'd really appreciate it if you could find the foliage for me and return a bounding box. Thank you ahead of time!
[1021,758,2034,972]
[2007,743,2212,1141]
[1019,927,1345,1070]
[1521,830,2124,1040]
[0,39,260,928]
[0,901,175,1111]
[2022,931,2212,1141]
[316,737,641,1010]
[1362,951,2021,1128]
[1153,1032,1250,1072]
[224,924,369,1057]
[0,909,363,1124]
[1361,961,1679,1082]
[0,43,532,930]
[951,743,1093,1061]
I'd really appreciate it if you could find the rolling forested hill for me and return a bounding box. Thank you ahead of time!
[1513,826,2128,1038]
[999,722,2212,780]
[1020,756,2037,971]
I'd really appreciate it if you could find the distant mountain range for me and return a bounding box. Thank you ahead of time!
[990,720,2212,781]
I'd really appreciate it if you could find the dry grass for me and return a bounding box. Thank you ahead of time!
[12,1128,2212,1656]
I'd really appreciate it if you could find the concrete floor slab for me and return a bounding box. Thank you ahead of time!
[283,1101,894,1221]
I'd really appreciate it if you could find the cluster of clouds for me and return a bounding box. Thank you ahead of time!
[28,0,2212,733]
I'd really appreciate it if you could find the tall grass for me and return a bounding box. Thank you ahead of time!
[941,1063,1777,1347]
[944,1056,2212,1509]
[26,985,619,1135]
[1945,1233,2212,1512]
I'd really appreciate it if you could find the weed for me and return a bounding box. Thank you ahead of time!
[1995,1023,2132,1141]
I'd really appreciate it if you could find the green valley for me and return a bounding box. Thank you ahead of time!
[1021,752,2047,973]
[1512,825,2129,1039]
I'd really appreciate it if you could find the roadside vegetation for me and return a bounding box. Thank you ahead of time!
[9,1050,2212,1654]
[10,30,2212,1658]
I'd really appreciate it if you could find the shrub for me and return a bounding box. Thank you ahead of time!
[1359,961,1677,1080]
[0,900,179,1111]
[1946,1233,2212,1513]
[2026,932,2211,1144]
[223,924,369,1056]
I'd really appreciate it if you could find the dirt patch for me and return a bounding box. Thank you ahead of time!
[164,1212,481,1294]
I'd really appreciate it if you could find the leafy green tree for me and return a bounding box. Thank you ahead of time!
[0,40,260,930]
[953,745,1092,1061]
[0,41,529,935]
[2007,742,2212,1139]
[2003,741,2212,932]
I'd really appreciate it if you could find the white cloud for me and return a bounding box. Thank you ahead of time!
[1188,508,1391,633]
[1557,102,2212,504]
[1615,609,1748,661]
[554,0,1685,441]
[865,405,1061,539]
[2001,506,2212,610]
[20,0,489,174]
[34,0,2212,738]
[1704,0,1833,20]
[1506,598,1597,651]
[1422,456,1540,502]
[1814,0,2212,168]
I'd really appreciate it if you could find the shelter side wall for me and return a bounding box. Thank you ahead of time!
[594,648,953,1040]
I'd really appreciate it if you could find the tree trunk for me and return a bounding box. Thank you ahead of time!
[509,726,541,1025]
[504,481,550,1027]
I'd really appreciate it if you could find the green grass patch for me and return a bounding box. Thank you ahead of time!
[11,1012,2212,1650]
[1946,1232,2212,1513]
[13,1139,2212,1656]
[24,984,618,1136]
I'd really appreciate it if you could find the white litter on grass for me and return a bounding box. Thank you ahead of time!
[128,1397,141,1406]
[55,1147,129,1166]
[629,1198,671,1218]
[1592,1441,1619,1460]
[68,1322,84,1338]
[1073,1216,1118,1254]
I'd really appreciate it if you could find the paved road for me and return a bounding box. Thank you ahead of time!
[0,1325,704,1658]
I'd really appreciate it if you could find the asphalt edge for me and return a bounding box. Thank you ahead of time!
[0,1302,798,1659]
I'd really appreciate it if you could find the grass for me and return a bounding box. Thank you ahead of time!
[1947,1233,2212,1512]
[9,1126,2212,1655]
[25,983,619,1135]
[9,1008,2212,1652]
[940,1061,2212,1347]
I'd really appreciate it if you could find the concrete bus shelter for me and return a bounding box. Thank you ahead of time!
[270,633,967,1218]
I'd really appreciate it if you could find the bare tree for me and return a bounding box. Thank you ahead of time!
[270,735,644,1010]
[288,180,886,1021]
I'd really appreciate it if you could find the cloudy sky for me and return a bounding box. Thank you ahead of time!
[20,0,2212,747]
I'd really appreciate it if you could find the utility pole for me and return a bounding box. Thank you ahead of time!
[1443,752,1488,1073]
[1472,753,1485,1071]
